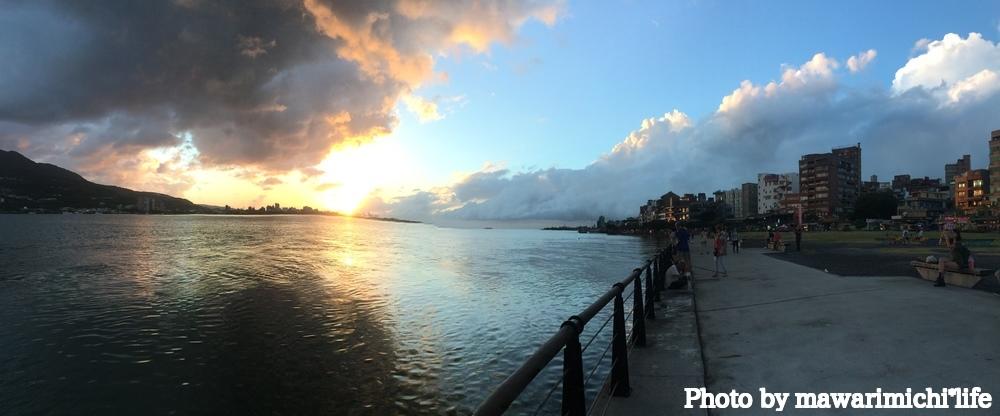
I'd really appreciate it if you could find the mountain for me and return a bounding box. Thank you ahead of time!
[0,150,202,213]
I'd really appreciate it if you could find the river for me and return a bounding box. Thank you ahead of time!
[0,214,658,415]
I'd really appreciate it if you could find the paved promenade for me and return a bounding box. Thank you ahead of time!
[603,247,1000,415]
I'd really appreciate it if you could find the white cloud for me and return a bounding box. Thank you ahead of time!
[946,69,1000,103]
[892,33,1000,95]
[718,53,838,113]
[846,49,877,73]
[403,95,443,122]
[363,34,1000,222]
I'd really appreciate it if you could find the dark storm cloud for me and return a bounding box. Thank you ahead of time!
[0,0,563,180]
[0,0,401,169]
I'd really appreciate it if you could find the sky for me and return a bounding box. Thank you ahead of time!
[2,0,1000,224]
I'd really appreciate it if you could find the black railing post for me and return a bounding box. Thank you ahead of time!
[610,284,631,397]
[631,268,646,347]
[644,264,656,320]
[561,317,586,416]
[651,256,660,301]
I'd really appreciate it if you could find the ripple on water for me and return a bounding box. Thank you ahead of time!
[0,215,657,415]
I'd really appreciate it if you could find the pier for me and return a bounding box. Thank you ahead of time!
[477,246,1000,415]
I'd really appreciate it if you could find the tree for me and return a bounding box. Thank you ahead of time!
[852,191,897,220]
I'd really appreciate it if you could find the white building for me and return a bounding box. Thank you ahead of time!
[757,172,799,214]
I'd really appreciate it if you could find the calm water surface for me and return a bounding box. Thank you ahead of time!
[0,215,658,415]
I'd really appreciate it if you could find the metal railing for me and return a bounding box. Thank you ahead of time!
[474,247,674,416]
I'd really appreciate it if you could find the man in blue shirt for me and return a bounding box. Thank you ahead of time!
[675,224,692,276]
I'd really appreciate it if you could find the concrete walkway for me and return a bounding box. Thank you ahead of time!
[698,248,1000,415]
[598,288,707,416]
[599,247,1000,415]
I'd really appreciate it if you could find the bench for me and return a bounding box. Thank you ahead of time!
[767,241,787,252]
[910,260,994,288]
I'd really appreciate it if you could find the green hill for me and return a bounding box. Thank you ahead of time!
[0,150,202,213]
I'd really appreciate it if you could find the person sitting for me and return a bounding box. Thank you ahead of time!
[666,260,691,289]
[935,232,971,287]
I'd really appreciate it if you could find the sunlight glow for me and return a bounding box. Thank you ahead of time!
[317,137,413,214]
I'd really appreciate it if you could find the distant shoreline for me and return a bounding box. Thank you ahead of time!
[0,211,422,224]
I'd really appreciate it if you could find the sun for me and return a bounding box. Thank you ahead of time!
[316,137,412,214]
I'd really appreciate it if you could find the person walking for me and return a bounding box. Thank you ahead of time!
[675,224,693,277]
[729,228,740,254]
[794,226,803,251]
[713,226,728,277]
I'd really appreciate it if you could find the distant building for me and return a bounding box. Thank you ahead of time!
[862,175,890,194]
[945,154,971,198]
[779,192,802,215]
[740,182,759,218]
[136,196,165,213]
[757,172,799,214]
[891,174,911,192]
[898,188,949,221]
[891,174,943,199]
[833,144,862,193]
[714,188,741,218]
[639,199,658,222]
[955,169,990,215]
[641,192,691,222]
[799,144,862,219]
[990,130,1000,206]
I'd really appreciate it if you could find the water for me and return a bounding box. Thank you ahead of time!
[0,215,658,415]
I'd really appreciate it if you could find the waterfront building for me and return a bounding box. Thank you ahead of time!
[757,172,799,214]
[650,192,690,222]
[639,199,658,222]
[990,130,1000,206]
[798,144,862,219]
[955,169,990,215]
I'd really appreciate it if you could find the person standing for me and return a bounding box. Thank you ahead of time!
[675,224,693,276]
[795,226,803,251]
[699,229,709,255]
[713,226,728,277]
[730,228,740,254]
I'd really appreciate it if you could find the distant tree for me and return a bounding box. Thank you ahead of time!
[852,191,897,220]
[596,216,606,228]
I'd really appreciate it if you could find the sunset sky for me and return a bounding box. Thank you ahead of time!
[3,0,1000,223]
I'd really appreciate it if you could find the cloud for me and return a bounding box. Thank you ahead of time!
[893,33,1000,93]
[0,0,562,193]
[257,177,284,190]
[363,34,1000,222]
[402,95,443,122]
[846,49,877,73]
[314,182,341,192]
